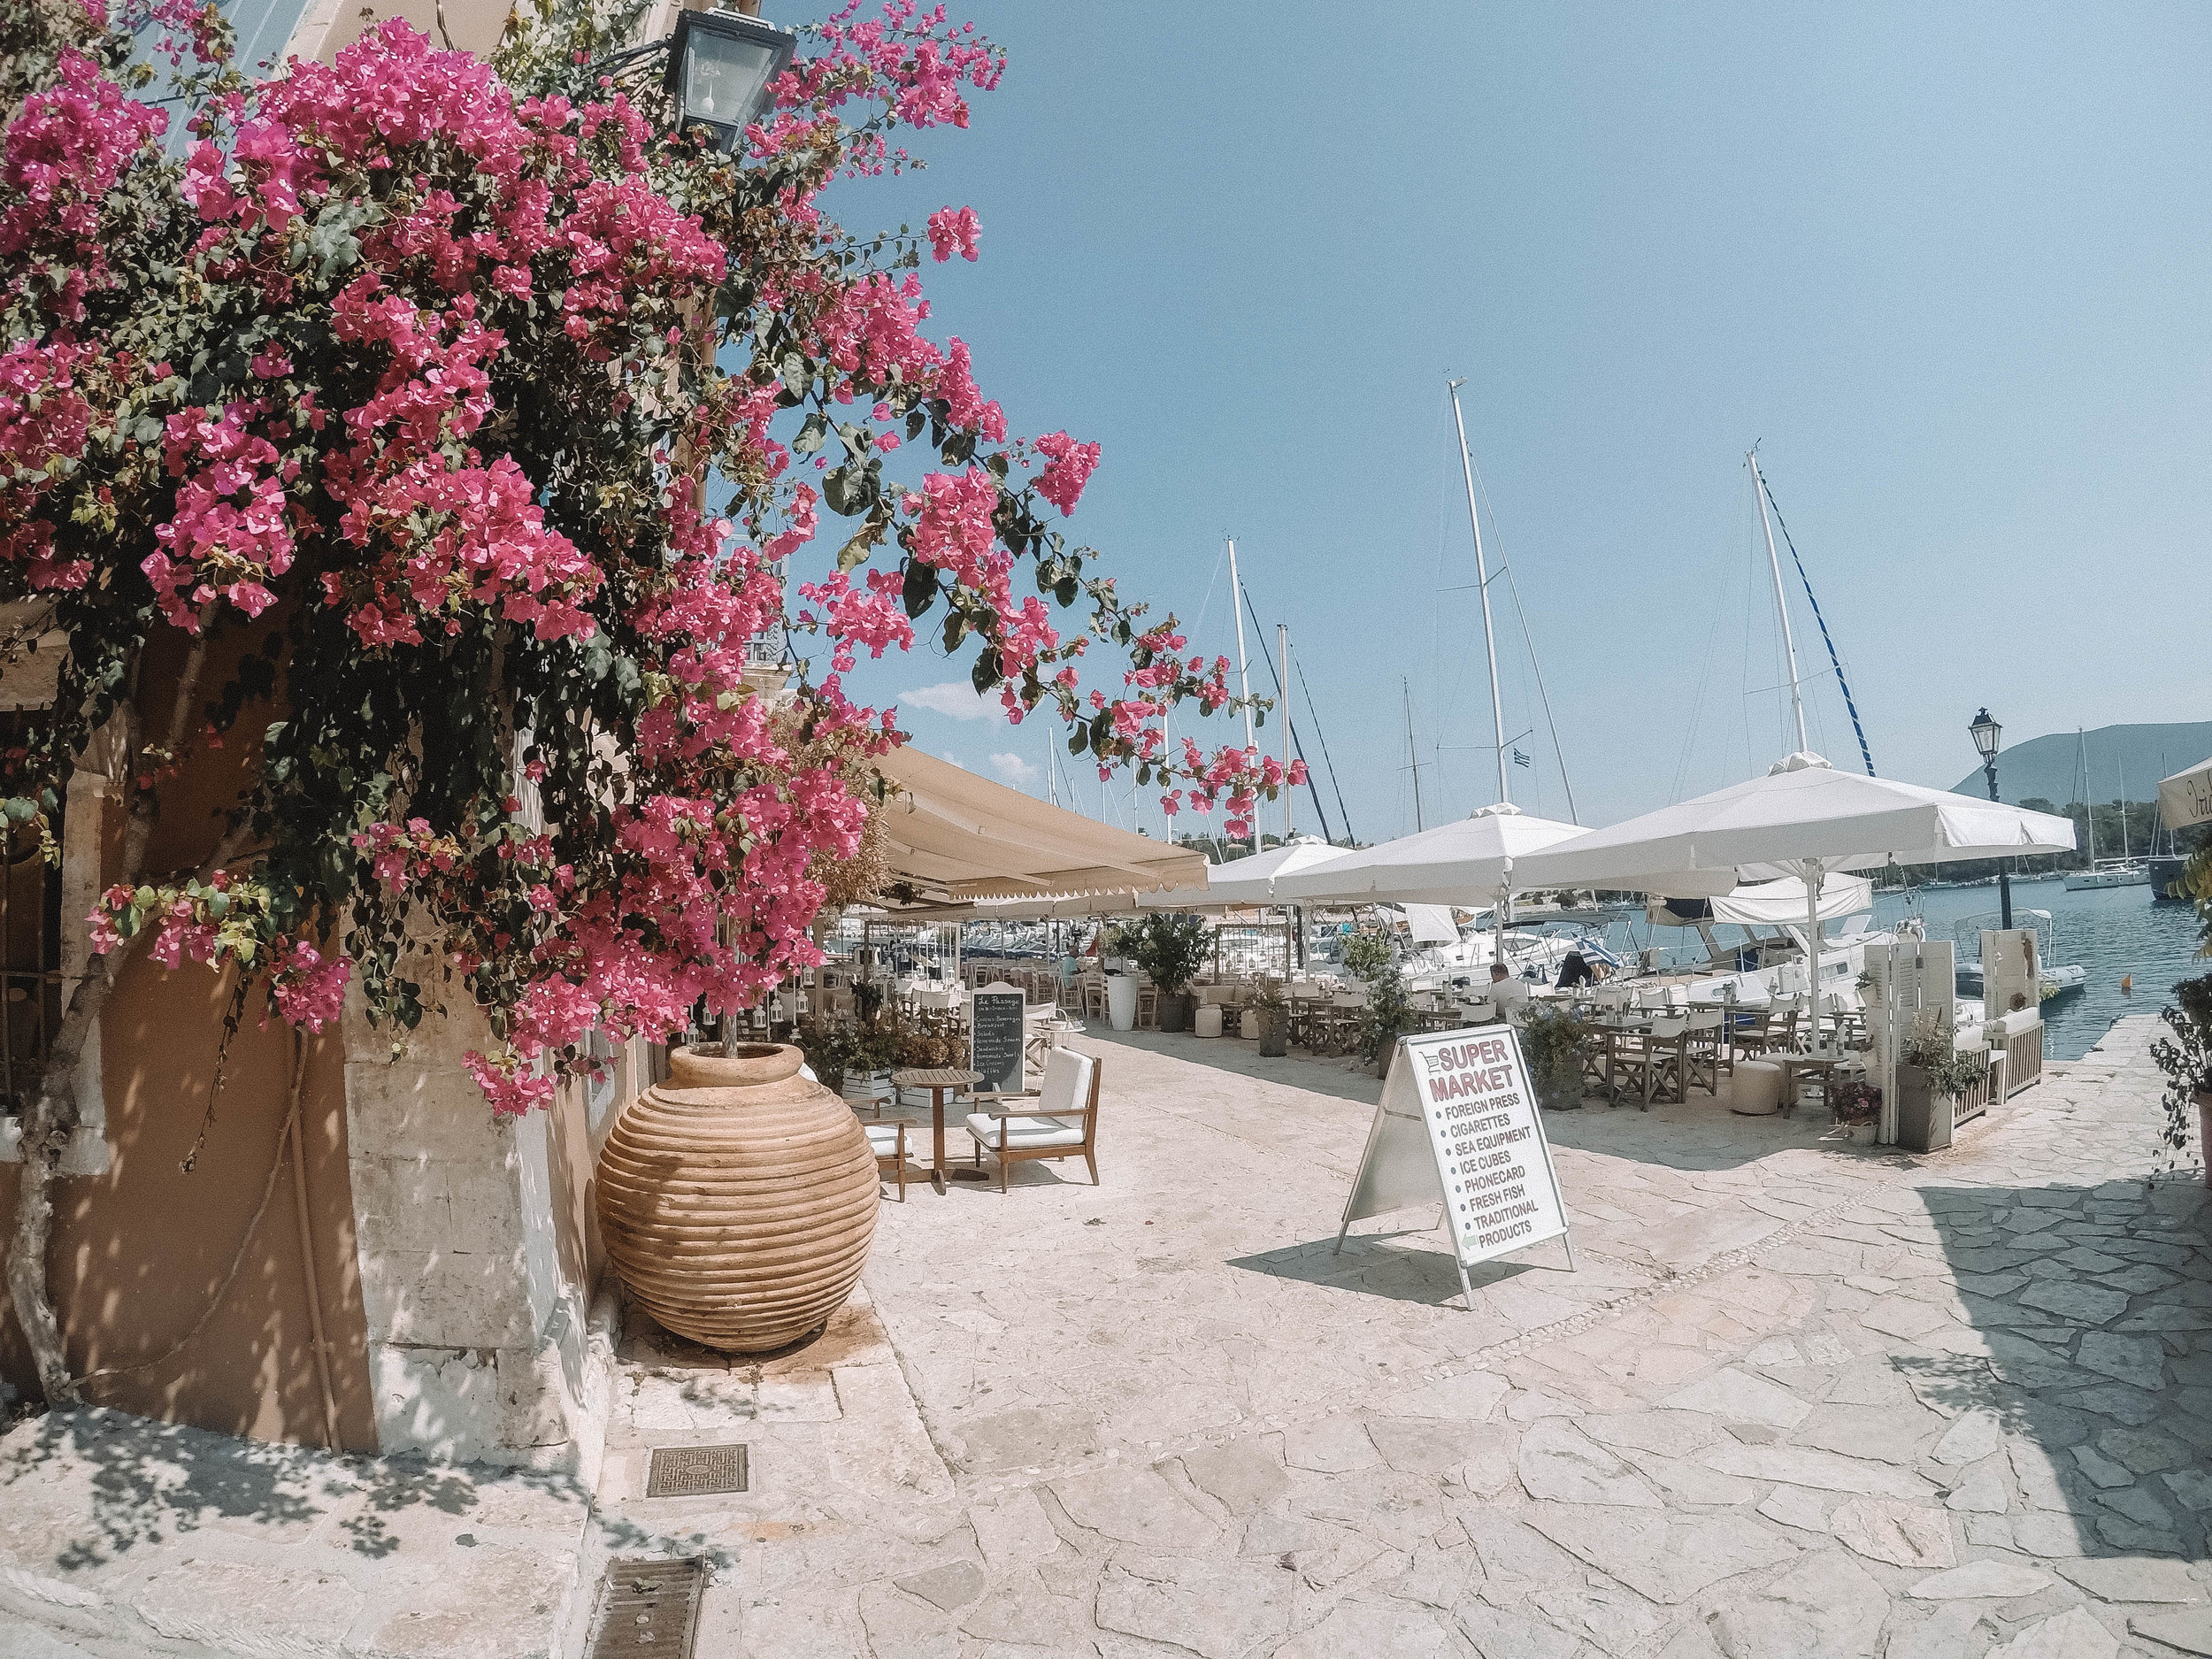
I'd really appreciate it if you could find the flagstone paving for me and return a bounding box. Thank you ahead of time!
[582,1014,2212,1657]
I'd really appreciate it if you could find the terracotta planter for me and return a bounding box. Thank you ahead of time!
[1256,1008,1288,1057]
[595,1042,878,1353]
[1156,991,1191,1033]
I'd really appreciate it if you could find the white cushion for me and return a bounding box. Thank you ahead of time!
[862,1124,905,1155]
[965,1112,1084,1149]
[1037,1047,1095,1116]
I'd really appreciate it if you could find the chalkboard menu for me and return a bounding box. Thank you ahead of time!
[971,983,1026,1095]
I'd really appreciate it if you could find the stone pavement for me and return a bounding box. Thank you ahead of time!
[4,1016,2205,1657]
[608,1015,2212,1657]
[0,1405,593,1657]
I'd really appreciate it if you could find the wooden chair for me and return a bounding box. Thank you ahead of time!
[1615,1017,1689,1109]
[1684,1009,1727,1095]
[859,1115,910,1202]
[964,1047,1102,1192]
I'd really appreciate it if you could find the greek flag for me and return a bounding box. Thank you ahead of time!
[1512,749,1530,768]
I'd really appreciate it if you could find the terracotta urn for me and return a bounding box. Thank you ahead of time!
[595,1042,878,1353]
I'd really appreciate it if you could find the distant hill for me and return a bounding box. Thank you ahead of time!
[1951,721,2212,806]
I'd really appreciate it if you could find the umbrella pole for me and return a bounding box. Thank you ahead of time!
[1805,861,1824,1050]
[1494,882,1509,966]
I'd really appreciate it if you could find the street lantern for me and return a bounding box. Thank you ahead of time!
[1968,708,2013,929]
[1969,708,2001,765]
[666,9,796,150]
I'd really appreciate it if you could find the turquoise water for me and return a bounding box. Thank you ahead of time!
[1866,876,2204,1061]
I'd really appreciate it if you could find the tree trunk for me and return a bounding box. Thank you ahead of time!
[5,625,220,1403]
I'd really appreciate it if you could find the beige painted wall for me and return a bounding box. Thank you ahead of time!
[0,626,377,1451]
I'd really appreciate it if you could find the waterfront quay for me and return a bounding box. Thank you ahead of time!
[582,1014,2210,1657]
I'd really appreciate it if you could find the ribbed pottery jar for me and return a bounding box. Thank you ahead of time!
[595,1042,877,1353]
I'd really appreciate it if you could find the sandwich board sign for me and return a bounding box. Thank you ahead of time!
[970,982,1026,1095]
[1333,1025,1574,1307]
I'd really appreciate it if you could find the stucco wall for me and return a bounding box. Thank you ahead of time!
[0,626,378,1450]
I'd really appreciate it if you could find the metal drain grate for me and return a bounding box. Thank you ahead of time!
[586,1557,705,1658]
[646,1442,749,1498]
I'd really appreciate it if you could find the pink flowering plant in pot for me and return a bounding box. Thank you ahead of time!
[0,0,1302,1401]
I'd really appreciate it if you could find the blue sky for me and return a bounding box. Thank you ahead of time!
[801,2,2211,841]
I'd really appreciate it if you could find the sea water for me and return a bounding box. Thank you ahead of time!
[1867,877,2204,1061]
[1578,874,2203,1062]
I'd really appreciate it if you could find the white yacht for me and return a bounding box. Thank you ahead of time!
[2061,729,2149,890]
[2064,861,2149,892]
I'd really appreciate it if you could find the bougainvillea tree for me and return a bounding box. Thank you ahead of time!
[0,0,1298,1396]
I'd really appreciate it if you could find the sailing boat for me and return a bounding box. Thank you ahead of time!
[2064,727,2149,890]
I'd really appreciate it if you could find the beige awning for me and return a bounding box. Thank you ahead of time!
[868,746,1206,905]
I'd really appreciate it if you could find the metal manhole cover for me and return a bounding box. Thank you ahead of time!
[587,1556,705,1658]
[646,1442,749,1498]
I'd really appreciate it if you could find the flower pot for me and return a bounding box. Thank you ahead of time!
[1894,1063,1952,1153]
[1106,974,1138,1033]
[595,1043,878,1354]
[2198,1090,2212,1189]
[1157,991,1192,1033]
[1239,1008,1261,1041]
[1534,1056,1581,1112]
[1194,1002,1225,1039]
[1256,1008,1289,1058]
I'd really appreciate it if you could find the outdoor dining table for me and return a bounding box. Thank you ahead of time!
[890,1067,984,1193]
[1779,1048,1864,1116]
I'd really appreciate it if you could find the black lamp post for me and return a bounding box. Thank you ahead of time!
[665,9,797,150]
[1969,707,2013,928]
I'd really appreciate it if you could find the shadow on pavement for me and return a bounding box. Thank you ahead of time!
[1915,1178,2209,1565]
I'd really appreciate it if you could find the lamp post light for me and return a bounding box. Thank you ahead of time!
[1969,707,2013,929]
[665,9,797,150]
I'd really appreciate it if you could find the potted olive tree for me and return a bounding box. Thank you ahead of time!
[1895,1012,1989,1153]
[1344,932,1411,1079]
[2153,972,2212,1187]
[1248,975,1291,1056]
[1517,1003,1589,1112]
[1129,912,1210,1034]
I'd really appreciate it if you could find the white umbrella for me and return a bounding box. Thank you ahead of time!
[1168,834,1355,908]
[1512,752,2077,1041]
[1269,803,1586,962]
[2158,754,2212,833]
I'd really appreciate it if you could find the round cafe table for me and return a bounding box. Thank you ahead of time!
[890,1067,985,1193]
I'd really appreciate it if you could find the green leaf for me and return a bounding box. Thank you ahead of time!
[793,412,827,455]
[970,648,1002,695]
[902,558,939,618]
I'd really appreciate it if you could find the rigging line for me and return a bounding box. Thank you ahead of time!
[1671,503,1737,805]
[1756,472,1876,777]
[1237,582,1336,844]
[1294,652,1356,844]
[1465,456,1583,825]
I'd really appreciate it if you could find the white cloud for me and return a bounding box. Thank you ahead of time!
[988,752,1041,787]
[898,680,997,721]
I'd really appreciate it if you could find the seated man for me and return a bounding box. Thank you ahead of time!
[1489,962,1532,1022]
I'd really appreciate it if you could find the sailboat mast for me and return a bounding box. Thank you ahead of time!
[1449,379,1511,805]
[1404,680,1425,832]
[1226,537,1256,753]
[1747,450,1809,754]
[1279,623,1294,844]
[2119,754,2131,859]
[2080,729,2096,864]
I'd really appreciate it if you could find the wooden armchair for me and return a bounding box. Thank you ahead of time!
[964,1047,1102,1193]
